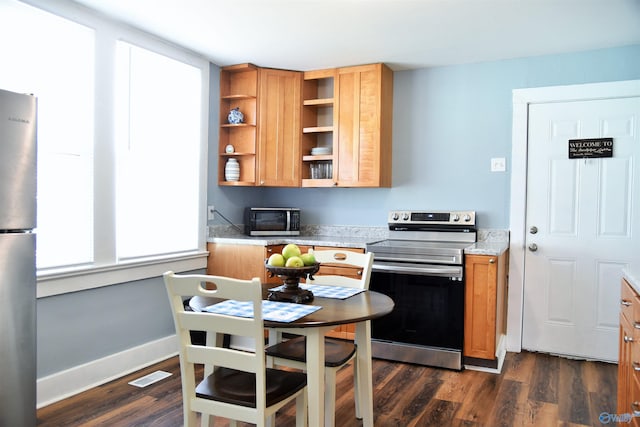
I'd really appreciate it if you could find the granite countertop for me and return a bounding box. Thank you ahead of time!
[209,234,376,249]
[207,225,510,255]
[464,241,509,256]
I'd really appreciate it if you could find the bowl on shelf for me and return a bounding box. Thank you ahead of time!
[265,261,320,303]
[310,146,332,155]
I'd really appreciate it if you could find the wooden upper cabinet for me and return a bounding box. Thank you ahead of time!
[257,68,302,187]
[219,63,393,188]
[335,63,393,187]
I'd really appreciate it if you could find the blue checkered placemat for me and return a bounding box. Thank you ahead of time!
[203,300,322,323]
[268,284,365,299]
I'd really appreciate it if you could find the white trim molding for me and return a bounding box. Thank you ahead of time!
[507,79,640,352]
[37,251,208,297]
[37,335,178,408]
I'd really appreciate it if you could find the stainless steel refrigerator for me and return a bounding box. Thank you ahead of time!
[0,88,37,427]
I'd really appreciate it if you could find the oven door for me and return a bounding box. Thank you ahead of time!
[369,261,464,369]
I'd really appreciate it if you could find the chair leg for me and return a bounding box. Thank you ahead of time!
[324,368,337,426]
[353,359,361,419]
[296,388,308,427]
[199,413,214,427]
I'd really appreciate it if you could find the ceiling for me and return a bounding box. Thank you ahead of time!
[70,0,640,71]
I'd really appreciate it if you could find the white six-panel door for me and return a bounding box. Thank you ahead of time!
[522,96,640,361]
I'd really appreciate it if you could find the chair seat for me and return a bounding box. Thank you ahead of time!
[195,367,307,408]
[265,336,356,367]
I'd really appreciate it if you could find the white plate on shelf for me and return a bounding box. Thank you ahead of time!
[311,147,332,155]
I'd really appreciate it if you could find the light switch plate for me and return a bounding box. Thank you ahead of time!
[491,157,506,172]
[208,205,215,220]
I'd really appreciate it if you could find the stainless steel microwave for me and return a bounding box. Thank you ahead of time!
[244,207,301,236]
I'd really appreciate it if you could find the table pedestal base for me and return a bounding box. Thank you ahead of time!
[268,288,314,304]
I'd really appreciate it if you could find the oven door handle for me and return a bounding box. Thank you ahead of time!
[372,262,463,278]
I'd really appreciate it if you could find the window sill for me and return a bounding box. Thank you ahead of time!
[36,251,209,298]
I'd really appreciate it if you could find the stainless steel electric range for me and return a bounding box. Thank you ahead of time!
[366,210,477,370]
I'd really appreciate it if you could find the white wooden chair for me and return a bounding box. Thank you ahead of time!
[265,250,374,426]
[163,271,308,427]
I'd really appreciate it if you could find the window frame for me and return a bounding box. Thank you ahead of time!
[24,0,210,297]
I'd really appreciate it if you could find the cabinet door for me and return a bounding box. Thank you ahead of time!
[619,278,640,421]
[257,68,302,187]
[264,245,284,284]
[207,243,267,281]
[464,254,501,360]
[619,313,633,417]
[336,63,393,187]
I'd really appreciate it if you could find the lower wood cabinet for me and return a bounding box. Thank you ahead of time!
[208,242,270,285]
[618,278,640,425]
[206,242,364,340]
[463,251,508,366]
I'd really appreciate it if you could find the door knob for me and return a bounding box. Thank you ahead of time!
[529,226,538,234]
[528,243,538,252]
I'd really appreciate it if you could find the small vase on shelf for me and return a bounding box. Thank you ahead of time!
[225,158,240,182]
[227,107,244,124]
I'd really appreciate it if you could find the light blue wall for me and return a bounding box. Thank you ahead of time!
[38,276,169,376]
[36,270,204,377]
[208,44,640,230]
[38,43,640,380]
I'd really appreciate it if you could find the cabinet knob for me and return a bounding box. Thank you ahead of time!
[633,361,640,371]
[625,334,634,343]
[489,258,495,264]
[632,402,640,416]
[528,243,538,252]
[529,226,538,234]
[622,299,632,307]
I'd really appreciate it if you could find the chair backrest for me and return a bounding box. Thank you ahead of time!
[163,271,267,420]
[307,250,374,290]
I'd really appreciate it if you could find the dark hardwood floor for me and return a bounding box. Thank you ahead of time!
[37,351,617,426]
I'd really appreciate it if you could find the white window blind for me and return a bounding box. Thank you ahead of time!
[115,42,202,259]
[0,0,208,281]
[0,0,95,269]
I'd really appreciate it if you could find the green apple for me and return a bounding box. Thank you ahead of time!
[300,252,316,266]
[285,256,304,267]
[281,243,301,260]
[267,253,285,267]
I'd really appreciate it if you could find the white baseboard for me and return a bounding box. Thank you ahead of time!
[37,334,178,408]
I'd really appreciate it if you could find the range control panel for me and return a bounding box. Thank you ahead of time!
[387,210,476,226]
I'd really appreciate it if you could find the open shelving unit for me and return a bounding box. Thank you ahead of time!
[301,68,337,187]
[219,63,258,185]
